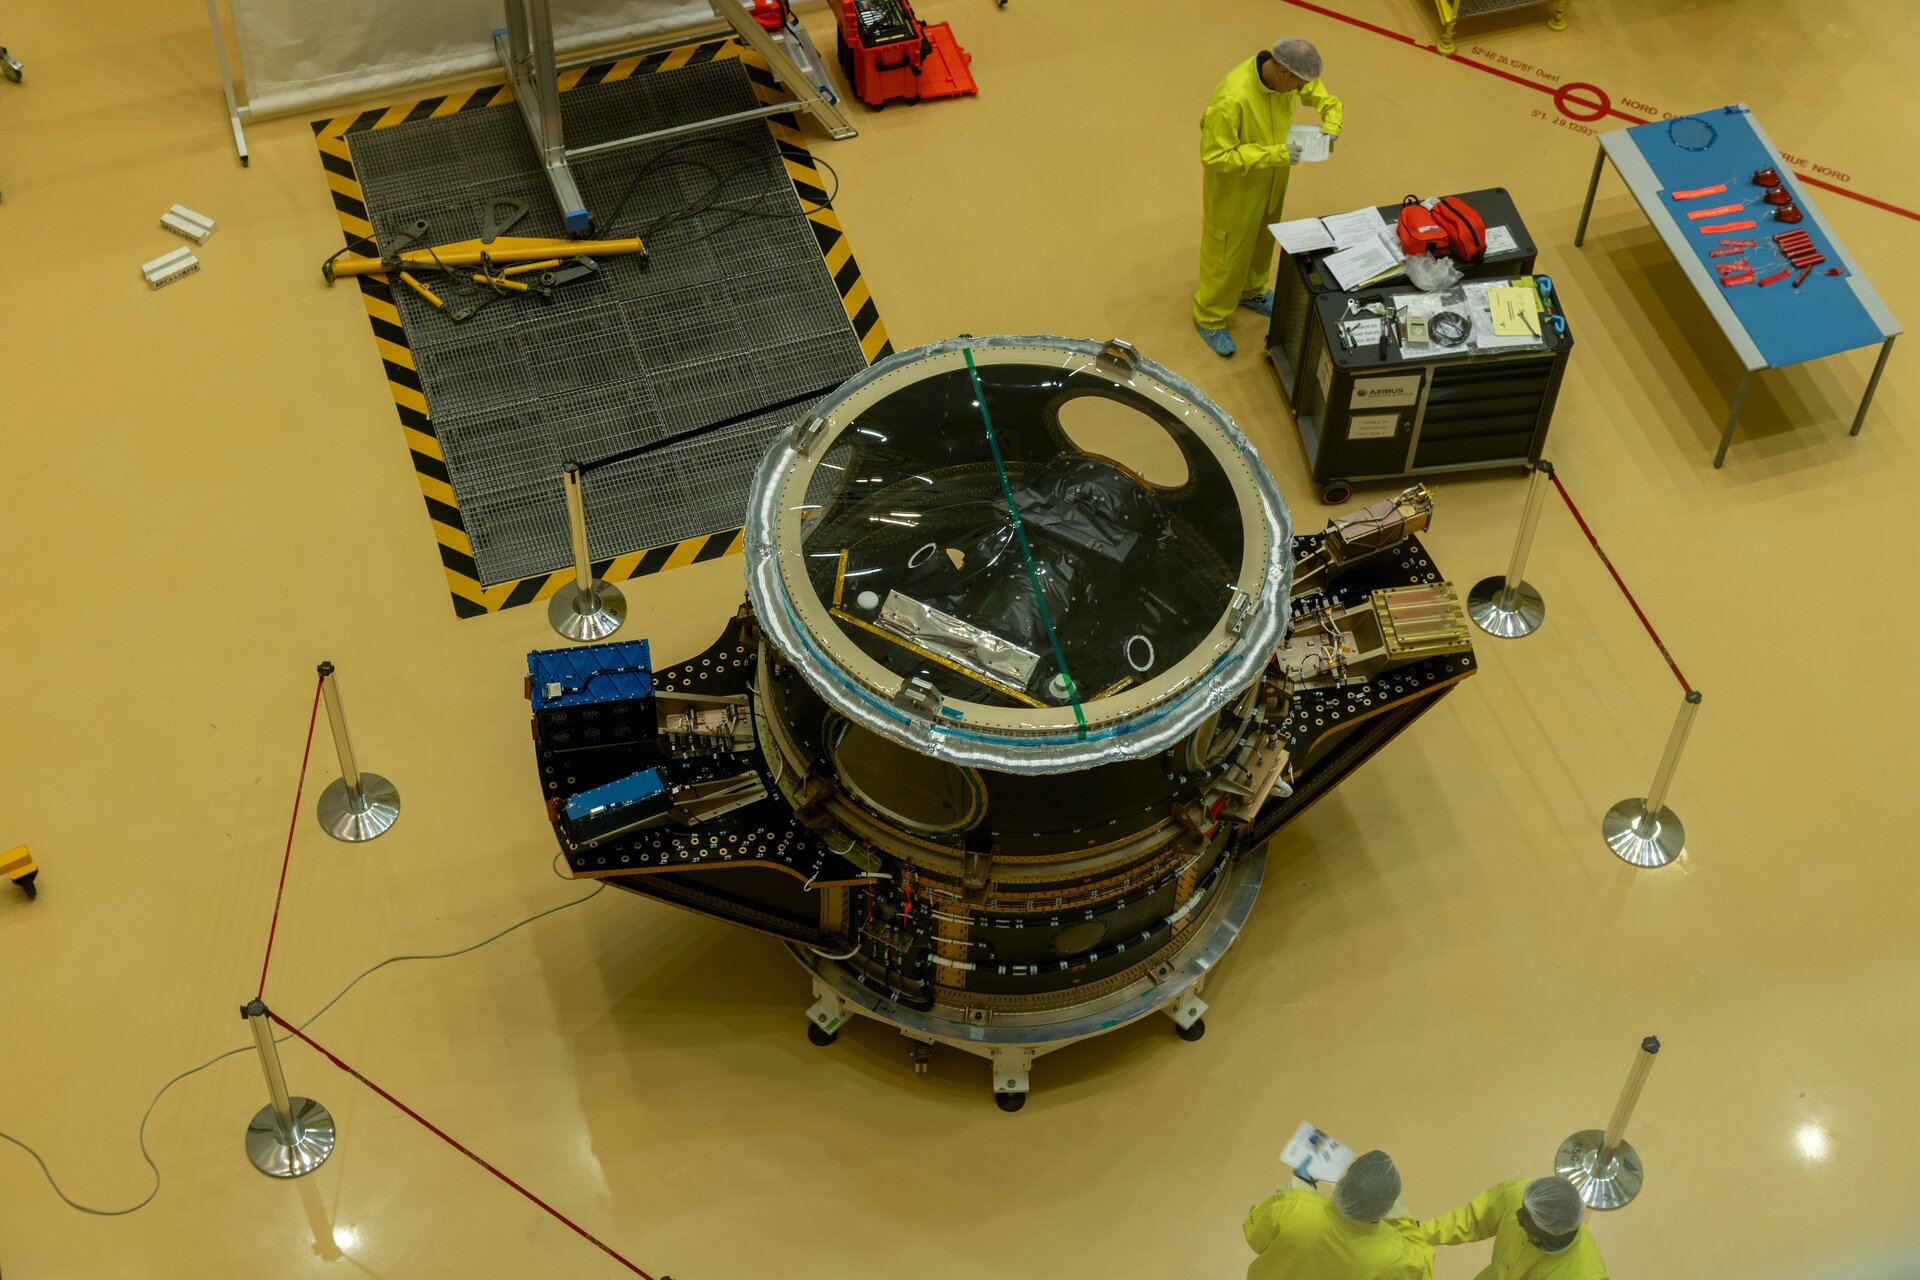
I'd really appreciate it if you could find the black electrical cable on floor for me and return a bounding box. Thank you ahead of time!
[319,142,841,313]
[0,854,603,1217]
[596,133,841,242]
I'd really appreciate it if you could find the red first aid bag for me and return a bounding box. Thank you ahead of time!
[1430,195,1488,263]
[1397,196,1450,257]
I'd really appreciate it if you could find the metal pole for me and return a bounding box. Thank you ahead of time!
[1555,1035,1660,1209]
[547,462,626,641]
[241,999,336,1177]
[314,662,402,842]
[1603,691,1701,867]
[565,462,594,595]
[1850,334,1896,437]
[318,661,361,794]
[1468,460,1552,638]
[202,0,251,165]
[1574,144,1605,247]
[1598,1036,1660,1162]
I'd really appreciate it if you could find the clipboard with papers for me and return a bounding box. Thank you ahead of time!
[1270,206,1406,289]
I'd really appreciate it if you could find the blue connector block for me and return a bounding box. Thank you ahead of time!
[563,768,671,842]
[528,640,653,709]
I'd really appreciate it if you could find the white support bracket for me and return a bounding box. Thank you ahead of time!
[1165,990,1209,1032]
[806,982,852,1037]
[989,1046,1034,1098]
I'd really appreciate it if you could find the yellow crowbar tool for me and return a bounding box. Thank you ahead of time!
[323,235,646,282]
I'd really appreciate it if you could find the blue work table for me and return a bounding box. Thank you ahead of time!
[1574,104,1899,467]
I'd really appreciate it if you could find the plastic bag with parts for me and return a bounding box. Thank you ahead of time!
[1402,252,1464,292]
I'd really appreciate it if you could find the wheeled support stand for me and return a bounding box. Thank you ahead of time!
[496,0,856,234]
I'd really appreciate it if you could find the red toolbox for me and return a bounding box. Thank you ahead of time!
[831,0,977,108]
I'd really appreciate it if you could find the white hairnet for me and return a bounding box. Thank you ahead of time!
[1270,37,1323,82]
[1524,1176,1585,1235]
[1333,1150,1401,1223]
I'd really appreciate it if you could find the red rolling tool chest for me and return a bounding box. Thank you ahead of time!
[830,0,977,109]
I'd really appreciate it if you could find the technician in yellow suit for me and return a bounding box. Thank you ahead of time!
[1419,1176,1609,1278]
[1242,1150,1433,1280]
[1194,37,1343,356]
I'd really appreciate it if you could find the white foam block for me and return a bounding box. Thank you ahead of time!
[141,246,201,289]
[160,204,217,244]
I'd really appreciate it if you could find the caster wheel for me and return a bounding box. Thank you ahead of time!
[1175,1018,1207,1042]
[994,1091,1027,1113]
[1319,481,1352,505]
[807,1022,838,1046]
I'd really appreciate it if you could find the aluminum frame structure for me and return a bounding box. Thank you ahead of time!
[496,0,856,234]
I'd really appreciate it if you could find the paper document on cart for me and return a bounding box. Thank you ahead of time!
[1288,124,1332,163]
[1321,206,1391,249]
[1324,236,1401,290]
[1271,217,1337,254]
[1281,1121,1357,1183]
[1487,285,1541,336]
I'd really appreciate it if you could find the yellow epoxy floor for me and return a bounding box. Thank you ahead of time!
[3,2,1917,1276]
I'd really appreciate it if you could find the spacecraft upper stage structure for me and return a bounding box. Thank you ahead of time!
[526,335,1477,1107]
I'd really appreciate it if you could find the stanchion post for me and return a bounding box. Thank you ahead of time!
[1468,460,1552,638]
[1603,690,1701,867]
[314,661,402,842]
[241,999,336,1177]
[546,461,626,641]
[1555,1036,1661,1209]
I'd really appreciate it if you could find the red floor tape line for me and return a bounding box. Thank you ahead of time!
[269,1015,658,1279]
[257,675,325,999]
[1548,472,1692,692]
[1275,0,1920,223]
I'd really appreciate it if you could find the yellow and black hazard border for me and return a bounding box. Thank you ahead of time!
[313,39,892,618]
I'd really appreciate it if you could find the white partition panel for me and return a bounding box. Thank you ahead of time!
[229,0,715,117]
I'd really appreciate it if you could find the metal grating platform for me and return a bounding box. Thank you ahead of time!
[345,57,869,586]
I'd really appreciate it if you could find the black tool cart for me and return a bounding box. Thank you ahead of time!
[1266,188,1573,502]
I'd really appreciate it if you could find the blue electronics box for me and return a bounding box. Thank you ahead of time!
[526,640,655,753]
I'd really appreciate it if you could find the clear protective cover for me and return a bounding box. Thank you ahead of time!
[744,335,1292,774]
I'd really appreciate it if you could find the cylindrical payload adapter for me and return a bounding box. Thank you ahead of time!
[528,335,1479,1104]
[742,336,1292,1030]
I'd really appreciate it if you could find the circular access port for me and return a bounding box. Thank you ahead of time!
[1055,393,1190,489]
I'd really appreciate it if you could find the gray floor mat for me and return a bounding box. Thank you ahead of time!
[346,56,868,586]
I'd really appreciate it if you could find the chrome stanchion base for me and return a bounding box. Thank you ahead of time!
[1602,798,1685,868]
[1555,1128,1644,1209]
[246,1097,336,1177]
[317,773,401,842]
[1468,576,1545,638]
[547,581,627,641]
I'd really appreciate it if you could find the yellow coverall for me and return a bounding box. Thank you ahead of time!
[1418,1180,1610,1279]
[1243,1188,1433,1280]
[1193,55,1344,329]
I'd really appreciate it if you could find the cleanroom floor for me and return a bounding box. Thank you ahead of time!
[3,1,1916,1277]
